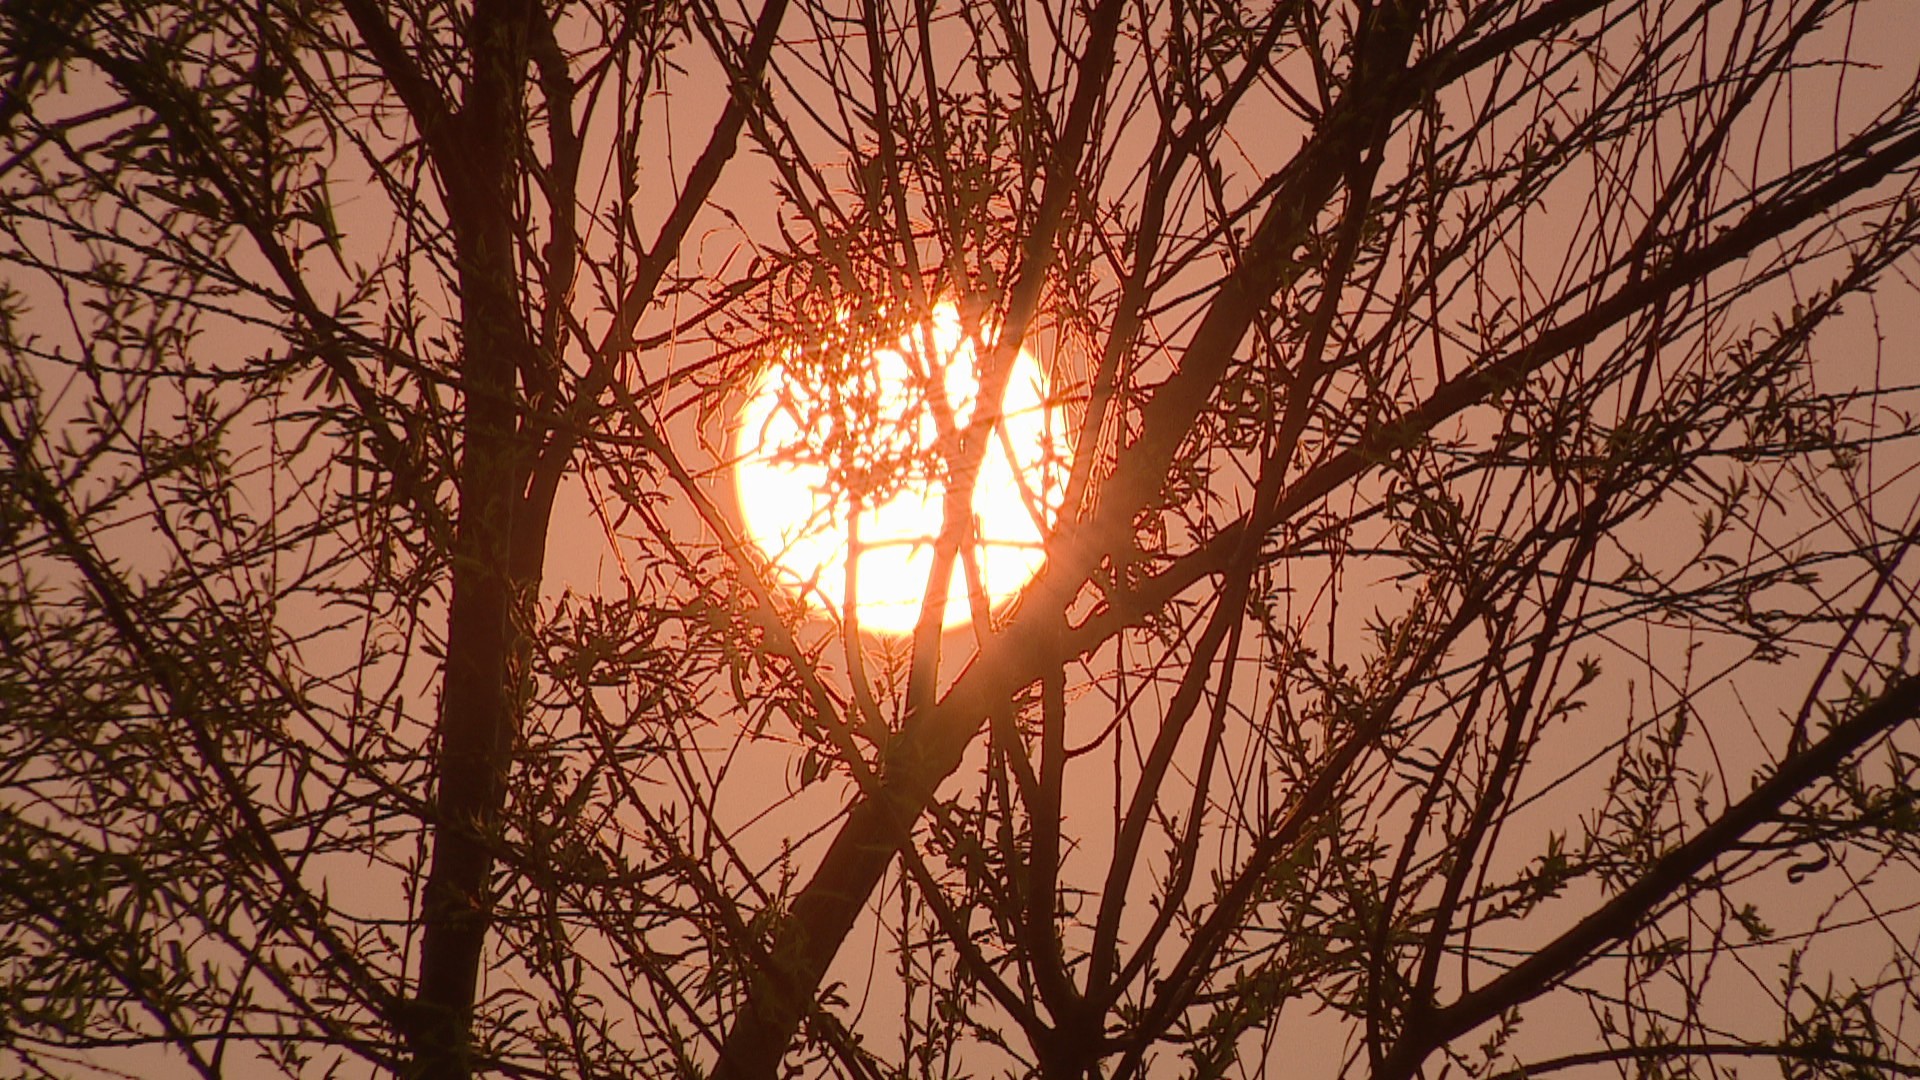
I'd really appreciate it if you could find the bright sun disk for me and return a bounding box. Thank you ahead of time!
[732,301,1070,635]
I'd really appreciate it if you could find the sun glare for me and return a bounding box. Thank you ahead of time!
[732,301,1070,635]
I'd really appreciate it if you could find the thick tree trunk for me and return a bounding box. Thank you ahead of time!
[407,270,532,1078]
[409,443,520,1079]
[404,0,539,1074]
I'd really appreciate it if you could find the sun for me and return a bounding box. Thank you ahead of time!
[732,301,1070,636]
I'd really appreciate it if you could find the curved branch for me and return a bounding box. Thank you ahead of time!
[1380,670,1920,1080]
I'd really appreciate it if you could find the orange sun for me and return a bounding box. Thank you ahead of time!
[733,301,1070,635]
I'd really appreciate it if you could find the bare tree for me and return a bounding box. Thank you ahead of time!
[4,0,1920,1078]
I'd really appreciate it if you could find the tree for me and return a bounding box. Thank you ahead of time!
[4,0,1920,1075]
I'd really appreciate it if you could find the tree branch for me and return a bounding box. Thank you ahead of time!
[1381,671,1920,1080]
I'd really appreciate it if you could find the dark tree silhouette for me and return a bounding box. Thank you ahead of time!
[4,0,1920,1077]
